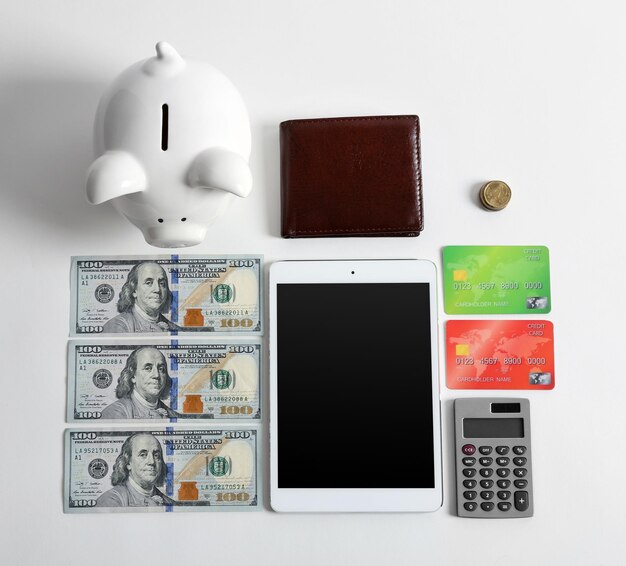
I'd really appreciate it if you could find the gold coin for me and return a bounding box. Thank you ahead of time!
[479,181,511,211]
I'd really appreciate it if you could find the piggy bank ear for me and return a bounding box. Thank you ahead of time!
[187,147,252,198]
[86,151,148,205]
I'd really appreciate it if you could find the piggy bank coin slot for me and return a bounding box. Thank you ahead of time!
[161,103,169,151]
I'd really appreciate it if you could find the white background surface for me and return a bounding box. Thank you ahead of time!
[1,1,624,564]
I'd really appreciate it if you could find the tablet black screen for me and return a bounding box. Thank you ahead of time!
[277,283,435,489]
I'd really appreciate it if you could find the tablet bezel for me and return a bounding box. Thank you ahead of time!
[269,259,442,512]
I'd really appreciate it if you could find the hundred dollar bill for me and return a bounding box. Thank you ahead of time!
[67,341,261,422]
[64,428,260,512]
[70,255,262,336]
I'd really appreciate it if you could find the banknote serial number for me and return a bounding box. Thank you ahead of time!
[80,274,124,281]
[73,447,118,455]
[211,310,252,317]
[206,396,251,403]
[79,359,119,366]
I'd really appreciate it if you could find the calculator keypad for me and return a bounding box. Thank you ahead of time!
[458,442,532,518]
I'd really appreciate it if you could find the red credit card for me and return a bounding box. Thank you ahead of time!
[446,320,554,390]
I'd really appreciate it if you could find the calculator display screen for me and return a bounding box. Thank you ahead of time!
[463,418,524,438]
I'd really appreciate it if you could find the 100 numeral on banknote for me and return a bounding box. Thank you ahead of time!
[70,256,262,336]
[68,341,261,421]
[65,428,259,512]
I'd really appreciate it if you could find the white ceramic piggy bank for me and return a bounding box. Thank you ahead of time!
[86,42,252,247]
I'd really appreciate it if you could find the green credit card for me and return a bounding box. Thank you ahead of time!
[443,246,551,314]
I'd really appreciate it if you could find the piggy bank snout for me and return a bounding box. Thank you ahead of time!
[141,221,208,248]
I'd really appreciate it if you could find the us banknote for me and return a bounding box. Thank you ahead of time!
[67,341,261,422]
[70,255,262,336]
[65,428,260,512]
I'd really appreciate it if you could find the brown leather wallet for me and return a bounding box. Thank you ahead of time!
[280,115,423,238]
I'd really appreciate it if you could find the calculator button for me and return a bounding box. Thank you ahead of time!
[496,457,510,466]
[463,491,477,501]
[462,444,476,455]
[478,446,493,455]
[481,502,495,512]
[497,490,511,500]
[463,468,477,477]
[496,468,510,477]
[479,457,493,466]
[498,502,512,512]
[462,457,476,466]
[495,446,510,455]
[497,480,511,489]
[464,502,478,512]
[480,491,494,501]
[514,479,528,489]
[514,468,528,478]
[479,468,494,477]
[513,446,527,455]
[514,491,529,512]
[513,457,527,466]
[480,480,494,489]
[463,480,477,489]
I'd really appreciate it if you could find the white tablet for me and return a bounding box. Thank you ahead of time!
[269,259,442,512]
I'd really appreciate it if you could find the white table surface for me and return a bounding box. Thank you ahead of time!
[1,1,624,565]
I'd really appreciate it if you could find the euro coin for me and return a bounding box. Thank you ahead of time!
[479,181,511,211]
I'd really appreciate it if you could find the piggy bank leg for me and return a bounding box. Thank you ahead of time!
[186,147,252,198]
[86,151,147,205]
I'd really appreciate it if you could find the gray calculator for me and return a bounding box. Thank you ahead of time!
[454,398,533,518]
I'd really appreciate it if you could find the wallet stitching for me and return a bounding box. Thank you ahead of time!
[282,115,422,234]
[413,118,423,226]
[291,227,419,233]
[282,115,417,127]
